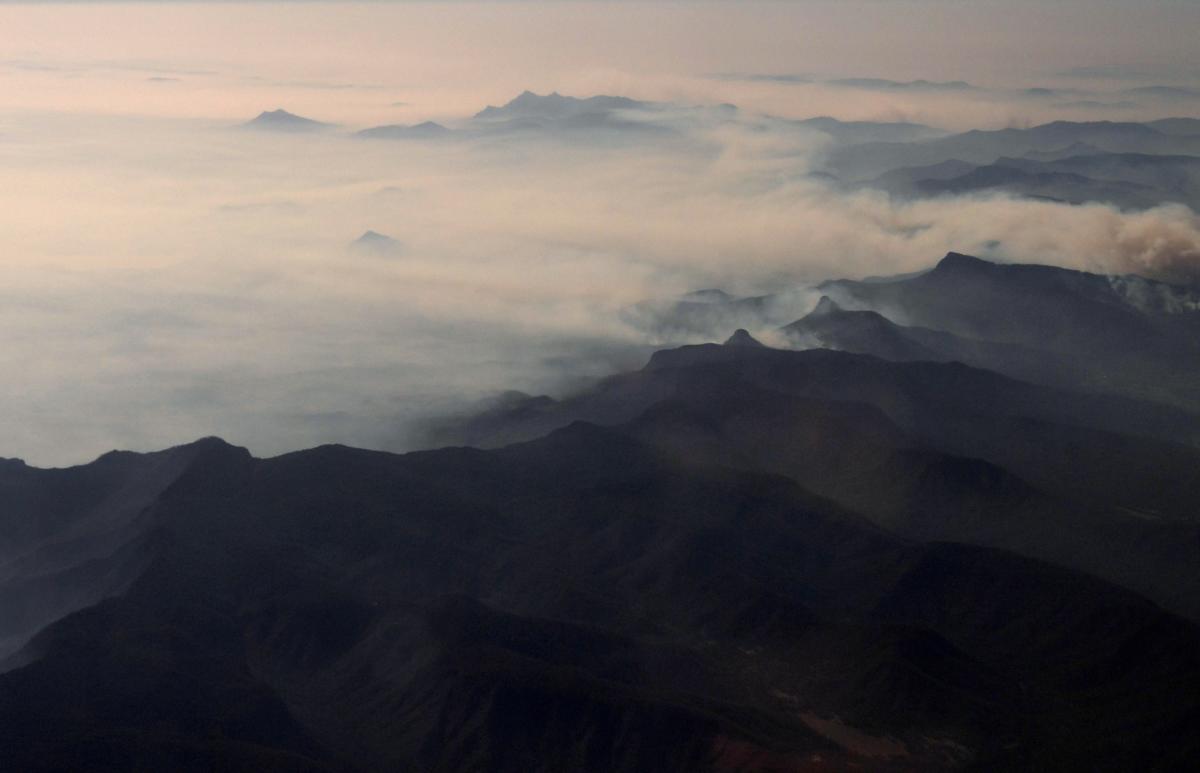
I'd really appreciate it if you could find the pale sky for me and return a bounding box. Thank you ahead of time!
[1,1,1197,126]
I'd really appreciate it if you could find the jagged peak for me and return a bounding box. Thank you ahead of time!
[723,329,765,347]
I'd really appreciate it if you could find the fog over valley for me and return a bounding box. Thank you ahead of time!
[4,9,1200,465]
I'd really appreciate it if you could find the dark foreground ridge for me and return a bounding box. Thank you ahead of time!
[2,254,1200,771]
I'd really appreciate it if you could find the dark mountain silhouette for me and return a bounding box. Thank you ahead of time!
[993,152,1200,198]
[781,295,1083,395]
[913,166,1164,208]
[722,328,765,347]
[0,438,233,661]
[826,119,1200,181]
[424,331,1200,616]
[782,296,942,360]
[819,252,1200,409]
[3,422,1200,771]
[474,91,652,121]
[469,91,670,138]
[4,253,1200,770]
[872,152,1200,210]
[625,253,1200,407]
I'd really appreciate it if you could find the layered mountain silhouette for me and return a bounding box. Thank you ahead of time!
[825,119,1200,184]
[790,116,945,145]
[466,90,670,137]
[237,96,1200,216]
[818,252,1200,407]
[868,152,1200,210]
[3,252,1200,771]
[4,422,1200,770]
[632,252,1200,407]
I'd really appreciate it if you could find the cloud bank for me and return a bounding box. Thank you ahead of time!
[3,1,1200,465]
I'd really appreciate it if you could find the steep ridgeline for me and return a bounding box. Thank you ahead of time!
[425,332,1200,622]
[864,153,1200,211]
[823,119,1200,182]
[817,252,1200,410]
[0,439,232,662]
[4,253,1200,771]
[2,427,1200,771]
[631,253,1200,410]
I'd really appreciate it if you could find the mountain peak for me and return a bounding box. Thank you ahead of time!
[936,252,993,272]
[723,329,765,347]
[808,295,844,317]
[351,230,401,255]
[243,109,331,132]
[475,91,649,121]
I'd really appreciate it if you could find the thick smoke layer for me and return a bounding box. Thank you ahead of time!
[3,2,1200,465]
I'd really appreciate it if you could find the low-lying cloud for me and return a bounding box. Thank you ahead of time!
[4,93,1200,466]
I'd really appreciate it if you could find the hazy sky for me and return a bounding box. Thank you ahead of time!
[2,1,1199,125]
[1,1,1198,465]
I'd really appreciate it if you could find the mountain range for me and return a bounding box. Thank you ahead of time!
[5,252,1198,770]
[629,252,1200,410]
[824,120,1200,182]
[237,95,1200,215]
[866,152,1200,210]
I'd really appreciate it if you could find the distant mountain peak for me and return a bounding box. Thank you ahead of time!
[356,230,392,243]
[723,329,765,347]
[808,296,845,317]
[474,90,649,121]
[242,109,332,132]
[350,230,402,255]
